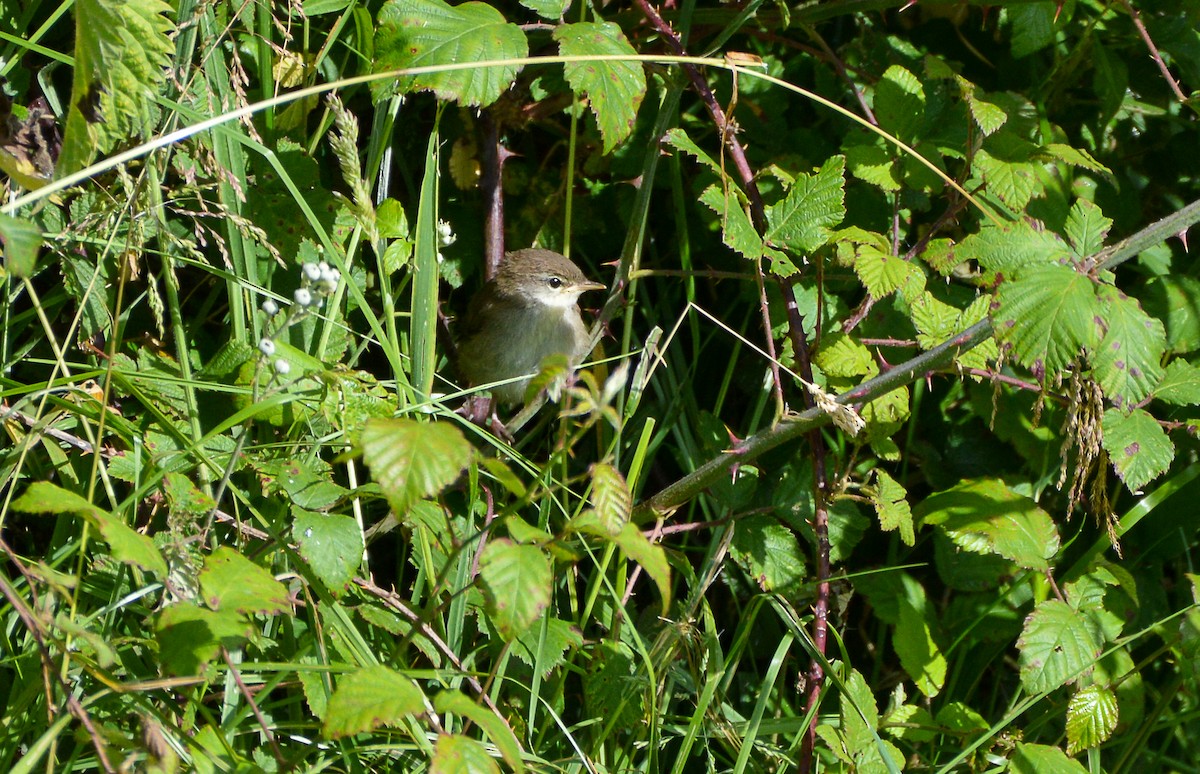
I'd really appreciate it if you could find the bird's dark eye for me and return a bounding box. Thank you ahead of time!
[547,277,564,289]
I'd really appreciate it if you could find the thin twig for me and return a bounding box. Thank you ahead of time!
[1120,0,1189,104]
[0,542,116,773]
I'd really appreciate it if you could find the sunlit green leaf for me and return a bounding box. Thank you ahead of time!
[294,510,363,594]
[13,482,168,577]
[764,155,846,255]
[433,692,524,772]
[323,665,425,738]
[0,213,42,278]
[874,65,926,143]
[360,418,471,514]
[479,540,552,640]
[1101,408,1174,492]
[1066,685,1118,754]
[199,547,290,615]
[1018,600,1100,694]
[1092,285,1165,408]
[373,0,527,106]
[554,22,646,154]
[916,478,1058,570]
[156,602,251,676]
[430,734,500,774]
[994,263,1100,374]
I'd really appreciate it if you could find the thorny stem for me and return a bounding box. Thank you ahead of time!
[1120,0,1189,105]
[630,1,853,764]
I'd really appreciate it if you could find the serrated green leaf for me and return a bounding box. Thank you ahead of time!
[699,184,763,260]
[156,602,251,676]
[519,0,568,20]
[554,22,646,154]
[1153,360,1200,405]
[479,540,552,640]
[199,547,290,615]
[433,692,524,772]
[840,667,880,751]
[958,221,1072,273]
[894,575,946,697]
[1011,743,1089,774]
[1101,408,1174,492]
[431,734,500,774]
[360,418,471,514]
[976,148,1040,210]
[730,514,806,596]
[614,521,672,609]
[373,0,528,106]
[844,138,900,192]
[994,263,1100,373]
[376,197,410,239]
[854,246,926,299]
[663,127,722,175]
[1064,199,1112,259]
[814,332,877,378]
[1018,600,1101,694]
[1066,685,1119,754]
[59,0,175,175]
[0,213,42,278]
[915,478,1059,570]
[13,482,168,577]
[513,617,583,678]
[883,703,936,742]
[874,65,926,143]
[917,238,960,276]
[963,85,1007,136]
[764,245,800,277]
[910,292,960,348]
[162,472,216,518]
[870,469,915,546]
[764,155,846,255]
[323,665,425,738]
[585,462,630,535]
[1093,286,1165,407]
[1041,143,1112,177]
[294,510,363,594]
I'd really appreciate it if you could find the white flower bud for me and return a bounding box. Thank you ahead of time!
[294,288,312,307]
[303,263,322,282]
[261,299,279,316]
[258,338,276,356]
[274,359,291,375]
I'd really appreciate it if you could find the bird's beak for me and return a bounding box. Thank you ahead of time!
[574,280,606,293]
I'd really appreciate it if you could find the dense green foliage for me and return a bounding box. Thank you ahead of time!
[3,0,1200,771]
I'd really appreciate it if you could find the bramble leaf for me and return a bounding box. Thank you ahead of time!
[479,540,553,640]
[1066,684,1119,754]
[1101,408,1174,492]
[323,666,425,738]
[374,0,527,106]
[993,263,1100,374]
[1018,600,1100,694]
[555,22,646,154]
[1092,285,1165,408]
[360,418,471,514]
[915,478,1058,571]
[59,0,174,175]
[765,155,846,255]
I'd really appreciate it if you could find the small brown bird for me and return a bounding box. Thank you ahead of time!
[456,249,605,404]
